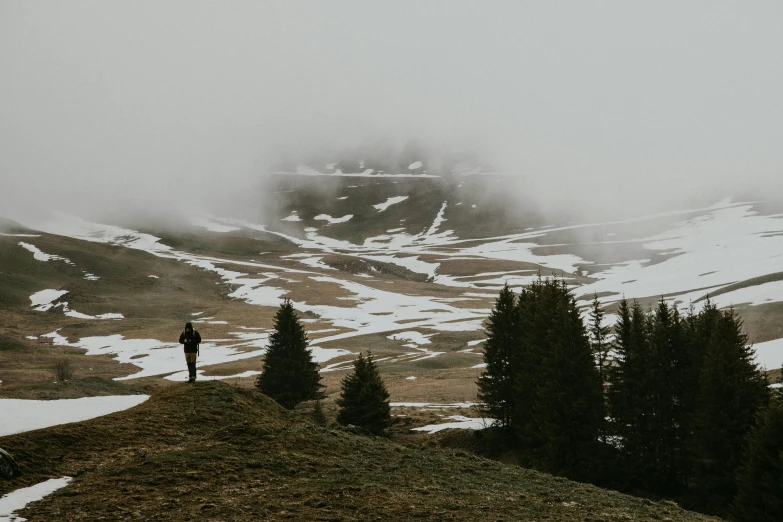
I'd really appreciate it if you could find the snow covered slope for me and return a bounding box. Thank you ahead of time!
[4,176,783,373]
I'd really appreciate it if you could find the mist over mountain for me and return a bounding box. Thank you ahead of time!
[274,138,494,176]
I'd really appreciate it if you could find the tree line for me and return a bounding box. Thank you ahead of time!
[478,278,783,520]
[254,291,781,520]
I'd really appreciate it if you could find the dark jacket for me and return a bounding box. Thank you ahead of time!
[179,329,201,354]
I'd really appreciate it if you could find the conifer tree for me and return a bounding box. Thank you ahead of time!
[512,278,604,480]
[589,294,611,443]
[256,299,323,409]
[609,299,658,490]
[607,298,632,443]
[336,351,391,435]
[678,302,714,447]
[589,294,612,387]
[732,398,783,522]
[477,284,518,428]
[645,299,688,494]
[686,308,770,515]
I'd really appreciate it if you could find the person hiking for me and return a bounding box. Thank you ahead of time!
[179,322,202,383]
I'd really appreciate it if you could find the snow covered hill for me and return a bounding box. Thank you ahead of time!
[2,175,783,389]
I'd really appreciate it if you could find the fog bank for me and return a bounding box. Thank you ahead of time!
[2,1,782,222]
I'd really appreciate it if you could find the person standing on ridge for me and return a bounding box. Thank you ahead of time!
[179,322,201,383]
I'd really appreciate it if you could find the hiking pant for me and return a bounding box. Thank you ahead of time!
[185,352,197,380]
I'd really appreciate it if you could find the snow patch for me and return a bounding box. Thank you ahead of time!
[297,257,336,271]
[29,289,68,311]
[388,331,433,345]
[0,477,73,522]
[373,196,409,212]
[0,395,149,436]
[411,415,498,434]
[18,242,72,263]
[314,214,353,224]
[753,338,783,370]
[281,211,301,222]
[390,402,477,409]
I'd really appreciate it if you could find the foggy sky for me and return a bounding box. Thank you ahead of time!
[2,1,782,221]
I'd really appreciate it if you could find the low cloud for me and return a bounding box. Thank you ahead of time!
[2,1,782,224]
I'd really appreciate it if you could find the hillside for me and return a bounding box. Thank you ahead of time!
[1,174,781,520]
[0,382,721,521]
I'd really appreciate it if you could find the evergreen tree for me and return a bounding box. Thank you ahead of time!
[732,398,783,522]
[646,299,688,494]
[312,400,327,426]
[678,301,716,452]
[609,299,657,489]
[607,298,632,444]
[512,278,558,452]
[588,294,611,443]
[477,284,518,428]
[256,299,323,409]
[336,351,391,435]
[512,278,604,480]
[686,308,770,515]
[589,294,612,388]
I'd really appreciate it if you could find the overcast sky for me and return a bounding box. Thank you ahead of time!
[2,1,782,219]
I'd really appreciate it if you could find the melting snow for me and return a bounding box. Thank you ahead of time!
[43,333,268,380]
[281,211,301,222]
[411,415,498,434]
[29,290,68,311]
[14,213,171,253]
[296,257,336,271]
[18,242,72,264]
[29,290,122,320]
[388,331,433,345]
[0,477,73,522]
[390,402,477,409]
[373,196,409,212]
[708,280,783,309]
[408,161,423,169]
[753,338,783,370]
[424,201,448,237]
[21,201,783,372]
[0,395,149,436]
[364,255,439,279]
[314,214,353,224]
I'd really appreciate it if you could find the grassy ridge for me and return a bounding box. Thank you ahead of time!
[0,382,720,521]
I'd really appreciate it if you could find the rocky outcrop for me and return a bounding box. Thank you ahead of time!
[0,447,21,479]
